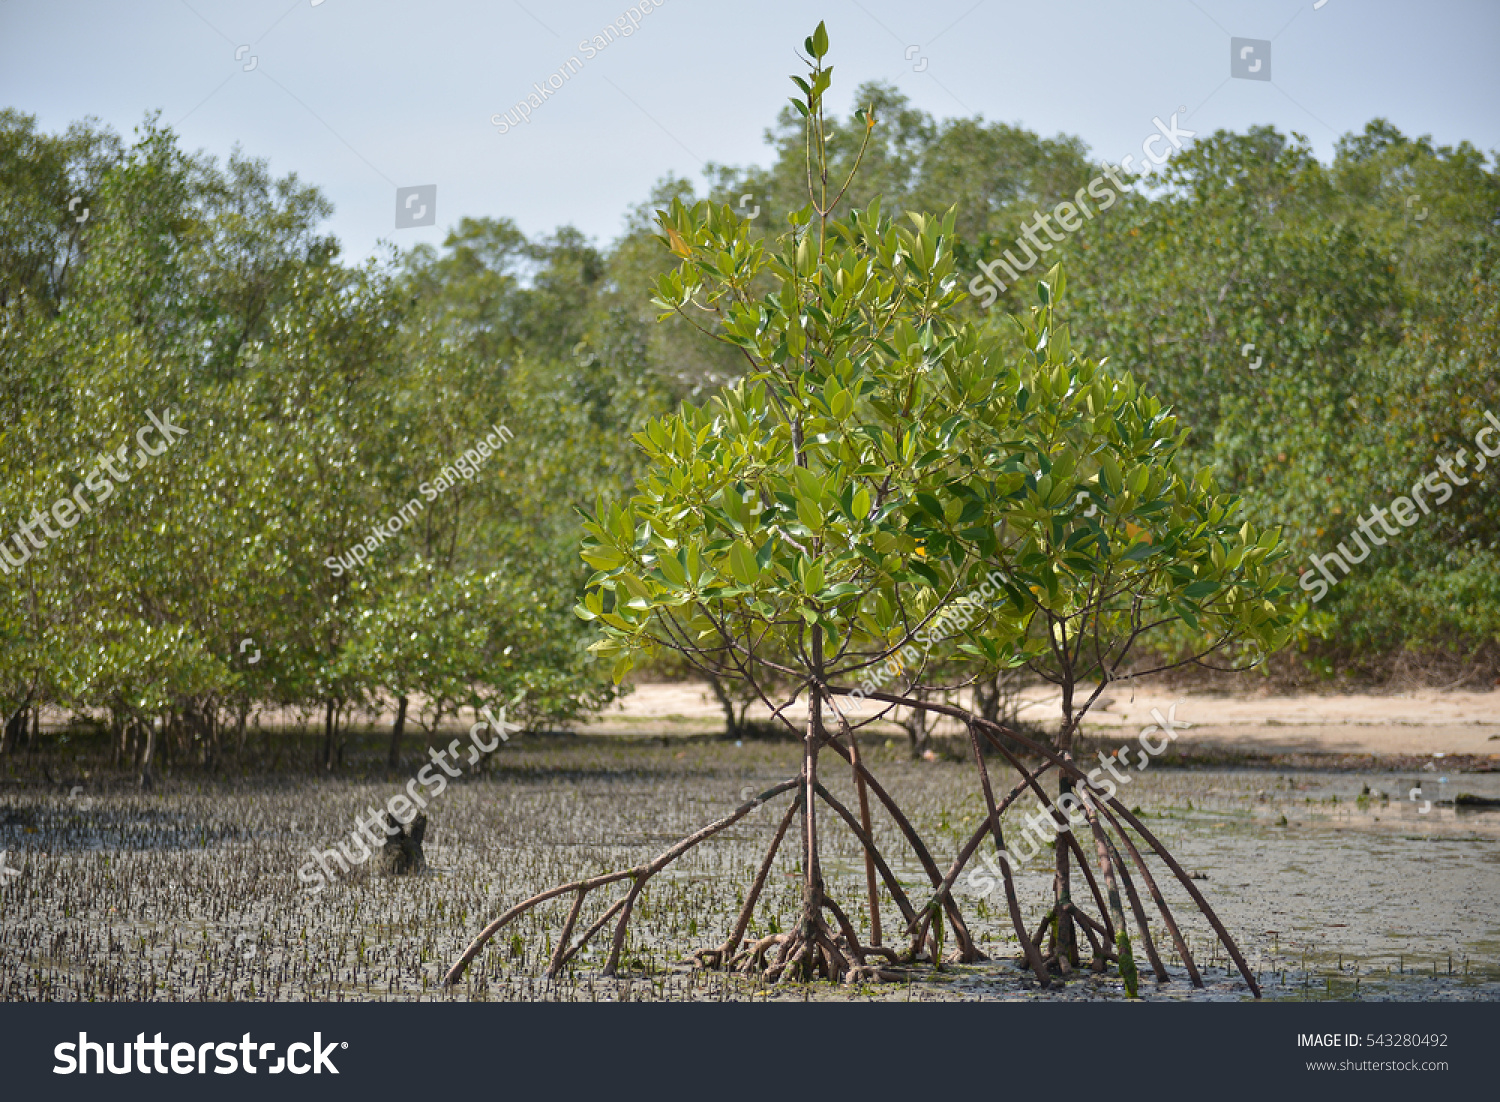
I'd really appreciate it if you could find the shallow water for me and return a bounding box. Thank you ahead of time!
[1,743,1496,1002]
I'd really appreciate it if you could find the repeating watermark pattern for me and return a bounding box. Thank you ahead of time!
[0,409,188,577]
[846,571,1006,711]
[297,698,522,892]
[1410,766,1448,813]
[66,196,88,223]
[68,786,95,812]
[1241,342,1264,371]
[491,0,670,134]
[572,633,599,665]
[963,702,1192,896]
[395,184,436,229]
[904,45,928,72]
[1405,193,1428,222]
[967,112,1194,308]
[235,45,258,72]
[1409,785,1431,814]
[1231,38,1271,81]
[239,637,261,664]
[326,423,513,576]
[737,193,760,221]
[1299,409,1499,603]
[246,807,308,836]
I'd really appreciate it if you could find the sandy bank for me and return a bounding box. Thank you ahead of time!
[589,681,1500,759]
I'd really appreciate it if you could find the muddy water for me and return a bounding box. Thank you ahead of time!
[889,768,1500,1001]
[1099,769,1499,1000]
[1,742,1496,1002]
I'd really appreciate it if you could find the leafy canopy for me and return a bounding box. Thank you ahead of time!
[577,25,1300,710]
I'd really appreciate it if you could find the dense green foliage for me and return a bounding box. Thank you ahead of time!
[579,201,1297,717]
[577,36,1297,740]
[0,110,665,769]
[681,94,1500,683]
[2,57,1496,770]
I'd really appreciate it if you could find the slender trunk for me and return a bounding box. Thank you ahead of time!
[388,695,408,768]
[322,699,336,772]
[138,719,156,790]
[199,702,216,767]
[976,669,1018,729]
[907,689,930,759]
[975,673,998,727]
[799,627,825,977]
[0,706,20,756]
[707,677,738,738]
[1055,678,1078,967]
[845,718,881,947]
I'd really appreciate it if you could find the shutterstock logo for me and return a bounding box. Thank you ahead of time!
[54,1032,344,1075]
[1231,37,1271,81]
[395,185,436,229]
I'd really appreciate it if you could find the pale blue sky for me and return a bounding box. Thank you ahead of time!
[3,0,1496,258]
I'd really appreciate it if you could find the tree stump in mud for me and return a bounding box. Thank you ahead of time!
[376,812,426,875]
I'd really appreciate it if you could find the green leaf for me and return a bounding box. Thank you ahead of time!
[852,486,872,520]
[611,653,635,685]
[811,21,829,58]
[580,546,625,571]
[803,559,825,596]
[728,542,758,586]
[910,561,942,589]
[656,552,687,587]
[619,574,652,601]
[1099,455,1123,497]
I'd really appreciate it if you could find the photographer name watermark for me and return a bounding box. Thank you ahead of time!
[846,571,1006,711]
[326,423,513,576]
[491,0,670,134]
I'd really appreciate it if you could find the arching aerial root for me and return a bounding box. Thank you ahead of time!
[445,690,1262,998]
[441,779,800,985]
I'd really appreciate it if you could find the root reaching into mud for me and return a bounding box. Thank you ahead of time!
[444,688,1263,997]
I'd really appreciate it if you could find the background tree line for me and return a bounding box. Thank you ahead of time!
[1,86,1496,770]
